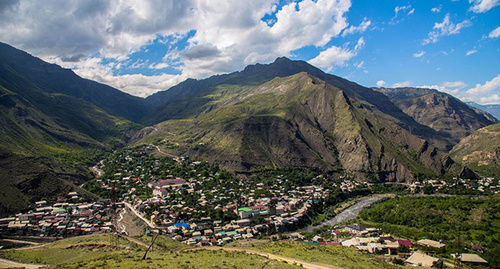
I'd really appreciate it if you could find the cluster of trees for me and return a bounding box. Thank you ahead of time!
[359,195,500,266]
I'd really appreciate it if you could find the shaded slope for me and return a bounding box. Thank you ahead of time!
[144,58,448,151]
[136,73,457,182]
[375,87,497,149]
[0,42,150,122]
[450,123,500,176]
[467,102,500,122]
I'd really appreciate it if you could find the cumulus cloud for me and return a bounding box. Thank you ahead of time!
[0,0,356,96]
[308,37,364,72]
[376,80,386,87]
[469,0,500,13]
[413,51,425,58]
[342,17,371,36]
[467,74,500,94]
[392,81,412,88]
[489,26,500,38]
[420,76,500,105]
[423,14,471,45]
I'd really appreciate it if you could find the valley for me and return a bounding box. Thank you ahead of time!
[0,42,499,268]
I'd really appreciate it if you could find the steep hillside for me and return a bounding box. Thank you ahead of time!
[0,43,142,216]
[450,123,500,176]
[374,88,497,149]
[145,58,451,151]
[0,42,150,122]
[136,73,457,182]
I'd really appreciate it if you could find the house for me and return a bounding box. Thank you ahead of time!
[417,239,445,248]
[406,252,439,267]
[238,207,253,219]
[152,187,168,197]
[451,253,488,265]
[344,224,366,234]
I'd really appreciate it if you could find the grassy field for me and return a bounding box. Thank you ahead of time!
[0,234,301,269]
[239,241,402,269]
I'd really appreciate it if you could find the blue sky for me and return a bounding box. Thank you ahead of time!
[0,0,499,104]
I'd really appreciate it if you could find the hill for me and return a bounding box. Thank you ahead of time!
[374,87,498,149]
[0,42,144,216]
[450,123,500,176]
[144,58,450,152]
[135,72,457,182]
[0,42,150,122]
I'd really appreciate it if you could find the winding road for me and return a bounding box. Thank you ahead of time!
[184,246,342,269]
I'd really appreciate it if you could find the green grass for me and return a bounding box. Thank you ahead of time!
[247,241,402,269]
[1,235,301,269]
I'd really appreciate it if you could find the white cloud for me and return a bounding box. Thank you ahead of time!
[149,62,169,69]
[308,37,365,72]
[469,0,500,13]
[392,81,412,88]
[431,6,442,13]
[479,94,500,104]
[0,0,355,96]
[442,81,468,88]
[342,18,371,37]
[390,5,414,24]
[489,26,500,38]
[376,80,386,87]
[413,51,425,58]
[423,14,472,45]
[466,49,477,56]
[356,61,364,68]
[467,74,500,94]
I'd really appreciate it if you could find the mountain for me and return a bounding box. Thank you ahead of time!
[450,123,500,176]
[466,102,500,122]
[0,42,145,216]
[136,72,458,182]
[145,57,452,151]
[0,42,150,122]
[374,87,498,149]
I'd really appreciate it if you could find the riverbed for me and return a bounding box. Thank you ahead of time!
[306,196,383,232]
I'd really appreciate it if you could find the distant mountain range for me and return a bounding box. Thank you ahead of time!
[0,42,498,216]
[466,102,500,122]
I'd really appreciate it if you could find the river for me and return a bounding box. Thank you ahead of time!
[306,196,383,232]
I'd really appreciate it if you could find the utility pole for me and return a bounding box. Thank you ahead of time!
[143,230,161,260]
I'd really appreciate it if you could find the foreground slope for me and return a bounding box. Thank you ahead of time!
[374,87,497,149]
[136,73,456,182]
[450,123,500,176]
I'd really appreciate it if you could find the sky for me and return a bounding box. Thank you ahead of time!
[0,0,499,104]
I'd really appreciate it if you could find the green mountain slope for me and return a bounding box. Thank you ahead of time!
[450,123,500,176]
[136,73,457,182]
[0,42,142,216]
[374,87,497,149]
[144,58,449,151]
[0,42,150,122]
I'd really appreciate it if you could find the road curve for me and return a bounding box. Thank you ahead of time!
[0,257,46,268]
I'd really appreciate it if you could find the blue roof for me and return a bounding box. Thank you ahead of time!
[174,222,190,228]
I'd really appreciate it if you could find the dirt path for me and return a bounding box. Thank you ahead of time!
[184,246,342,269]
[1,239,40,246]
[0,257,46,268]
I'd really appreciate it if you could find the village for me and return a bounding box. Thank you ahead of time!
[0,145,496,267]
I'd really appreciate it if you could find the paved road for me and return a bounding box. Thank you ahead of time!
[0,257,46,268]
[124,202,156,229]
[186,246,342,269]
[306,196,383,232]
